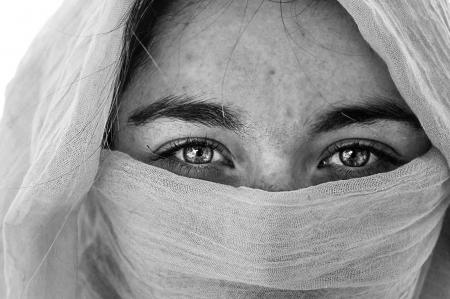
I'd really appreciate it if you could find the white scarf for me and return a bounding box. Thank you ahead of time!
[80,148,449,298]
[0,0,449,298]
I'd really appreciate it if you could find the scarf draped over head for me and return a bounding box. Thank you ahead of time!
[0,0,449,298]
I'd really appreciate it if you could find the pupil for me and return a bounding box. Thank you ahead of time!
[184,146,213,164]
[339,149,370,167]
[195,148,203,157]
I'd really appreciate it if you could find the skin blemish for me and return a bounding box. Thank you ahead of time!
[285,108,293,118]
[185,53,194,62]
[265,69,277,81]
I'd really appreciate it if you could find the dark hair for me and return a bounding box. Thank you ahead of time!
[103,0,174,149]
[83,1,174,298]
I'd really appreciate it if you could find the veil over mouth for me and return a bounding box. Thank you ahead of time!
[0,0,449,298]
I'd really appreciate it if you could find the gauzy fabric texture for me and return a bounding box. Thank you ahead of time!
[82,148,450,298]
[0,0,449,298]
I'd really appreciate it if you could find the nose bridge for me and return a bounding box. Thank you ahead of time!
[250,180,294,192]
[247,155,306,192]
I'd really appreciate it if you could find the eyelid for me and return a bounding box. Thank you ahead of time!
[157,157,223,179]
[149,137,235,166]
[318,139,404,167]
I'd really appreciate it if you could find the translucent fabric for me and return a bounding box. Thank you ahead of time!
[81,148,449,298]
[0,0,449,298]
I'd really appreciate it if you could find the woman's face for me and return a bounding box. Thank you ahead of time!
[115,0,429,191]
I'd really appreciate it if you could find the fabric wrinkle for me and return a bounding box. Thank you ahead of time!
[0,0,450,298]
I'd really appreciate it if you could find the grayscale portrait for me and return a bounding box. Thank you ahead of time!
[0,0,449,298]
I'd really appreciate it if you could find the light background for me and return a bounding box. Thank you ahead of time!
[0,1,63,120]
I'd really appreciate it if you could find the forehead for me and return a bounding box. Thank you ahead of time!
[122,0,402,138]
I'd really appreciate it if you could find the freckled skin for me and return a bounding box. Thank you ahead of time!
[284,108,293,119]
[115,0,430,191]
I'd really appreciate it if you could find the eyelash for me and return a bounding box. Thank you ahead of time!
[148,137,234,176]
[149,137,404,180]
[319,139,400,164]
[317,139,404,178]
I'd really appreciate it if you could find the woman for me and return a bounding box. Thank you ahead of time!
[0,0,449,298]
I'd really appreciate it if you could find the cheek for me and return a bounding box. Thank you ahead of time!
[115,127,140,158]
[395,129,431,158]
[115,124,166,163]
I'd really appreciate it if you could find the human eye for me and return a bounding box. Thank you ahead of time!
[147,137,235,179]
[317,139,406,180]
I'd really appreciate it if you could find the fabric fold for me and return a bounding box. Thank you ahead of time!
[0,0,449,298]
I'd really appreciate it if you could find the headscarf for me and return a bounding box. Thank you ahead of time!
[0,0,449,298]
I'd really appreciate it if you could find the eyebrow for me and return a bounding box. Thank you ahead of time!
[309,97,422,135]
[128,94,245,133]
[128,94,422,135]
